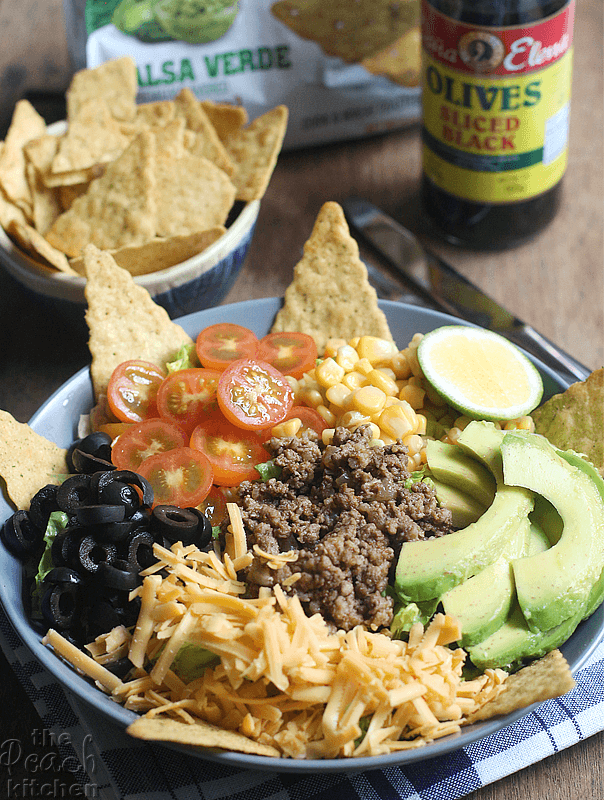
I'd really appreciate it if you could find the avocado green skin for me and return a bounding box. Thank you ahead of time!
[558,449,604,619]
[503,432,604,633]
[426,439,496,508]
[431,478,486,528]
[468,602,584,672]
[442,516,531,647]
[394,484,533,602]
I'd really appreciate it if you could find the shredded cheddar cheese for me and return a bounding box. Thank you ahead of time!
[44,504,509,758]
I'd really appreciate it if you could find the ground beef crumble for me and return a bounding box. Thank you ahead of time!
[236,425,453,632]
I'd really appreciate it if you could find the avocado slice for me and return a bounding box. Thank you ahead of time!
[457,420,506,480]
[531,494,563,546]
[442,515,531,647]
[426,439,496,507]
[527,517,551,555]
[394,483,533,601]
[503,432,604,632]
[468,602,584,671]
[430,479,486,528]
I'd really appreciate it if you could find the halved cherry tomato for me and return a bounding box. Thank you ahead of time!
[259,405,328,441]
[190,413,270,486]
[255,332,318,379]
[217,359,294,430]
[156,368,221,434]
[198,486,228,527]
[107,360,166,423]
[196,323,258,371]
[137,447,213,508]
[111,418,187,471]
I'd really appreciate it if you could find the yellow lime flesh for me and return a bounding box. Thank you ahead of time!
[417,326,544,420]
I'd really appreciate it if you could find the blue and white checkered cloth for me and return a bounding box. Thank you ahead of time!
[2,607,603,800]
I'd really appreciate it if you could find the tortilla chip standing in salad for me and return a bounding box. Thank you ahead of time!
[83,245,193,399]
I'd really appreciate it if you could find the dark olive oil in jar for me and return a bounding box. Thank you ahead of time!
[420,0,575,249]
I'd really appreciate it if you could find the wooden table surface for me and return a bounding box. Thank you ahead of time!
[0,0,602,797]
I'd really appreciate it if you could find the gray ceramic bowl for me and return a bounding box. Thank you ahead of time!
[0,123,260,321]
[0,298,602,773]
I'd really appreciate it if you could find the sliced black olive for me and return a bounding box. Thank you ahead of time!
[74,504,126,526]
[95,470,153,507]
[152,505,211,547]
[41,582,80,630]
[67,432,113,472]
[0,510,44,559]
[97,559,141,591]
[97,481,140,516]
[126,529,156,571]
[56,474,93,513]
[76,536,116,575]
[29,485,60,532]
[129,506,153,530]
[85,599,124,636]
[51,527,86,568]
[70,449,115,475]
[43,567,82,586]
[121,595,142,627]
[95,519,135,544]
[104,656,135,679]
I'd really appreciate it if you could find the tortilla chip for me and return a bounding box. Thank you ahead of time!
[154,152,235,238]
[465,649,575,724]
[0,411,68,510]
[45,132,157,258]
[83,246,193,398]
[66,56,138,123]
[223,106,288,201]
[0,186,29,231]
[126,715,279,757]
[57,182,90,212]
[361,26,421,87]
[24,134,104,189]
[51,100,133,174]
[70,227,226,277]
[26,162,61,234]
[271,202,394,352]
[533,369,604,474]
[200,100,248,141]
[135,100,176,128]
[173,88,236,176]
[0,99,47,215]
[271,0,419,63]
[150,118,186,159]
[6,219,76,273]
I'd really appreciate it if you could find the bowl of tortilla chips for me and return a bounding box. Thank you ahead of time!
[0,57,288,321]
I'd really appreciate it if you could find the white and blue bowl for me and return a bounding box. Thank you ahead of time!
[0,123,260,322]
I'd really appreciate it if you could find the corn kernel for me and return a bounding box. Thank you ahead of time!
[391,351,412,379]
[399,383,426,410]
[383,395,398,408]
[370,439,385,448]
[379,405,415,439]
[316,404,336,426]
[503,416,535,432]
[408,333,424,348]
[368,369,399,396]
[348,336,360,349]
[355,357,374,376]
[350,385,387,416]
[315,358,345,388]
[272,417,302,438]
[325,383,351,409]
[366,422,381,440]
[453,415,472,431]
[356,336,397,366]
[322,428,335,445]
[305,368,317,381]
[380,432,397,445]
[336,344,359,371]
[402,433,424,457]
[284,375,299,393]
[405,346,423,377]
[342,371,368,391]
[339,410,371,429]
[416,414,427,435]
[444,426,462,445]
[299,387,323,409]
[324,338,347,358]
[408,452,423,470]
[377,366,397,380]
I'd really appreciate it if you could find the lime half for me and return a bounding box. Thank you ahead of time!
[417,325,544,421]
